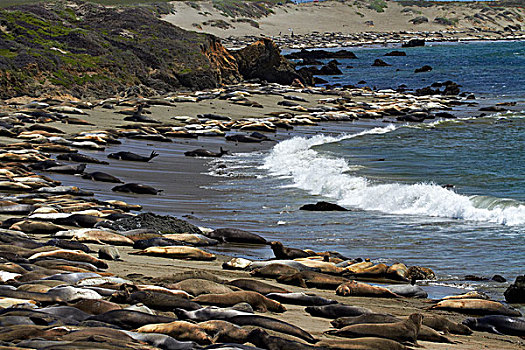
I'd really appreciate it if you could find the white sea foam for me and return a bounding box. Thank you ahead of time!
[262,125,525,226]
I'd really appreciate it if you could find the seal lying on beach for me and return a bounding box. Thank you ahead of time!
[132,246,216,261]
[107,151,159,162]
[430,299,522,316]
[226,279,290,295]
[266,292,337,306]
[305,304,372,319]
[112,183,162,195]
[269,241,313,259]
[277,271,349,289]
[82,171,122,183]
[193,291,286,313]
[134,320,212,345]
[184,147,229,157]
[205,228,267,244]
[463,315,525,337]
[336,280,400,298]
[57,153,109,164]
[317,337,410,350]
[325,313,423,345]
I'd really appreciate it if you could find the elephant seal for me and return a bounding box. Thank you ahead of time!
[55,228,134,245]
[170,278,234,296]
[423,314,472,335]
[28,249,108,269]
[45,163,86,174]
[317,337,409,350]
[124,331,196,350]
[305,304,372,319]
[463,315,525,337]
[134,320,212,345]
[175,306,251,321]
[57,153,109,164]
[250,264,300,278]
[163,233,219,246]
[112,183,162,195]
[9,220,65,235]
[248,260,318,272]
[132,237,186,249]
[108,151,159,162]
[111,289,201,311]
[45,239,92,253]
[385,284,427,298]
[69,299,121,315]
[223,257,253,270]
[184,147,229,158]
[99,246,120,260]
[266,292,337,306]
[199,320,254,343]
[229,314,316,343]
[193,291,286,313]
[226,279,289,295]
[270,241,312,259]
[88,309,177,330]
[336,280,400,298]
[82,171,122,183]
[277,271,348,289]
[38,305,91,325]
[431,299,522,316]
[132,246,216,260]
[325,313,423,345]
[249,328,319,350]
[205,228,267,244]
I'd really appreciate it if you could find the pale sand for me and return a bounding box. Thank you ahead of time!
[164,0,525,40]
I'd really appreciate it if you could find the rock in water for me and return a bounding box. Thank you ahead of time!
[300,202,349,211]
[505,275,525,303]
[372,59,391,67]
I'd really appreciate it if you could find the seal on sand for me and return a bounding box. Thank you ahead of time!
[88,310,177,330]
[277,271,348,289]
[184,147,229,157]
[112,183,163,195]
[226,279,290,295]
[430,299,522,316]
[193,291,286,313]
[463,315,525,337]
[82,171,122,183]
[266,292,337,306]
[198,320,254,343]
[170,278,234,296]
[269,241,312,259]
[108,151,159,162]
[228,314,316,343]
[174,306,251,321]
[317,337,410,350]
[249,328,319,350]
[205,228,267,245]
[132,246,216,261]
[305,304,372,319]
[325,313,423,345]
[336,280,400,298]
[134,320,212,345]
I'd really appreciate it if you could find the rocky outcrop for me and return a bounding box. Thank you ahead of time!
[402,39,425,48]
[300,201,349,211]
[372,59,391,67]
[504,275,525,303]
[233,38,312,85]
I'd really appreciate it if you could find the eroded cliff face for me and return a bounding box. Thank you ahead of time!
[233,38,312,86]
[0,1,305,99]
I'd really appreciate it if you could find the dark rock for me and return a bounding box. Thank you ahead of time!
[314,77,328,84]
[479,106,508,112]
[443,82,461,95]
[357,80,367,84]
[319,60,343,75]
[465,275,489,281]
[504,275,525,303]
[233,38,312,86]
[285,49,357,60]
[300,201,349,211]
[492,275,506,283]
[402,39,425,47]
[415,65,432,73]
[96,212,201,234]
[385,51,406,56]
[372,59,391,67]
[296,58,323,66]
[434,112,456,119]
[406,266,436,281]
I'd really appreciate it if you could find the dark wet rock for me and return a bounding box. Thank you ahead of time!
[96,212,201,234]
[415,65,432,73]
[285,49,357,60]
[402,39,425,47]
[504,275,525,303]
[385,51,406,56]
[492,275,506,283]
[296,58,323,66]
[465,275,489,281]
[479,106,508,112]
[319,60,343,75]
[372,59,391,67]
[406,266,436,281]
[300,201,349,211]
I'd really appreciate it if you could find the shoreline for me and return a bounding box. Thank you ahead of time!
[0,81,524,349]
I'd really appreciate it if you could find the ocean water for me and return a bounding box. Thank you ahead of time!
[203,41,525,298]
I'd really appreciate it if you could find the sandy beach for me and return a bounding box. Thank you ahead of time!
[1,82,524,349]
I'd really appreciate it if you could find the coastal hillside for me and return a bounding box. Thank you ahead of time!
[164,0,525,42]
[0,1,244,99]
